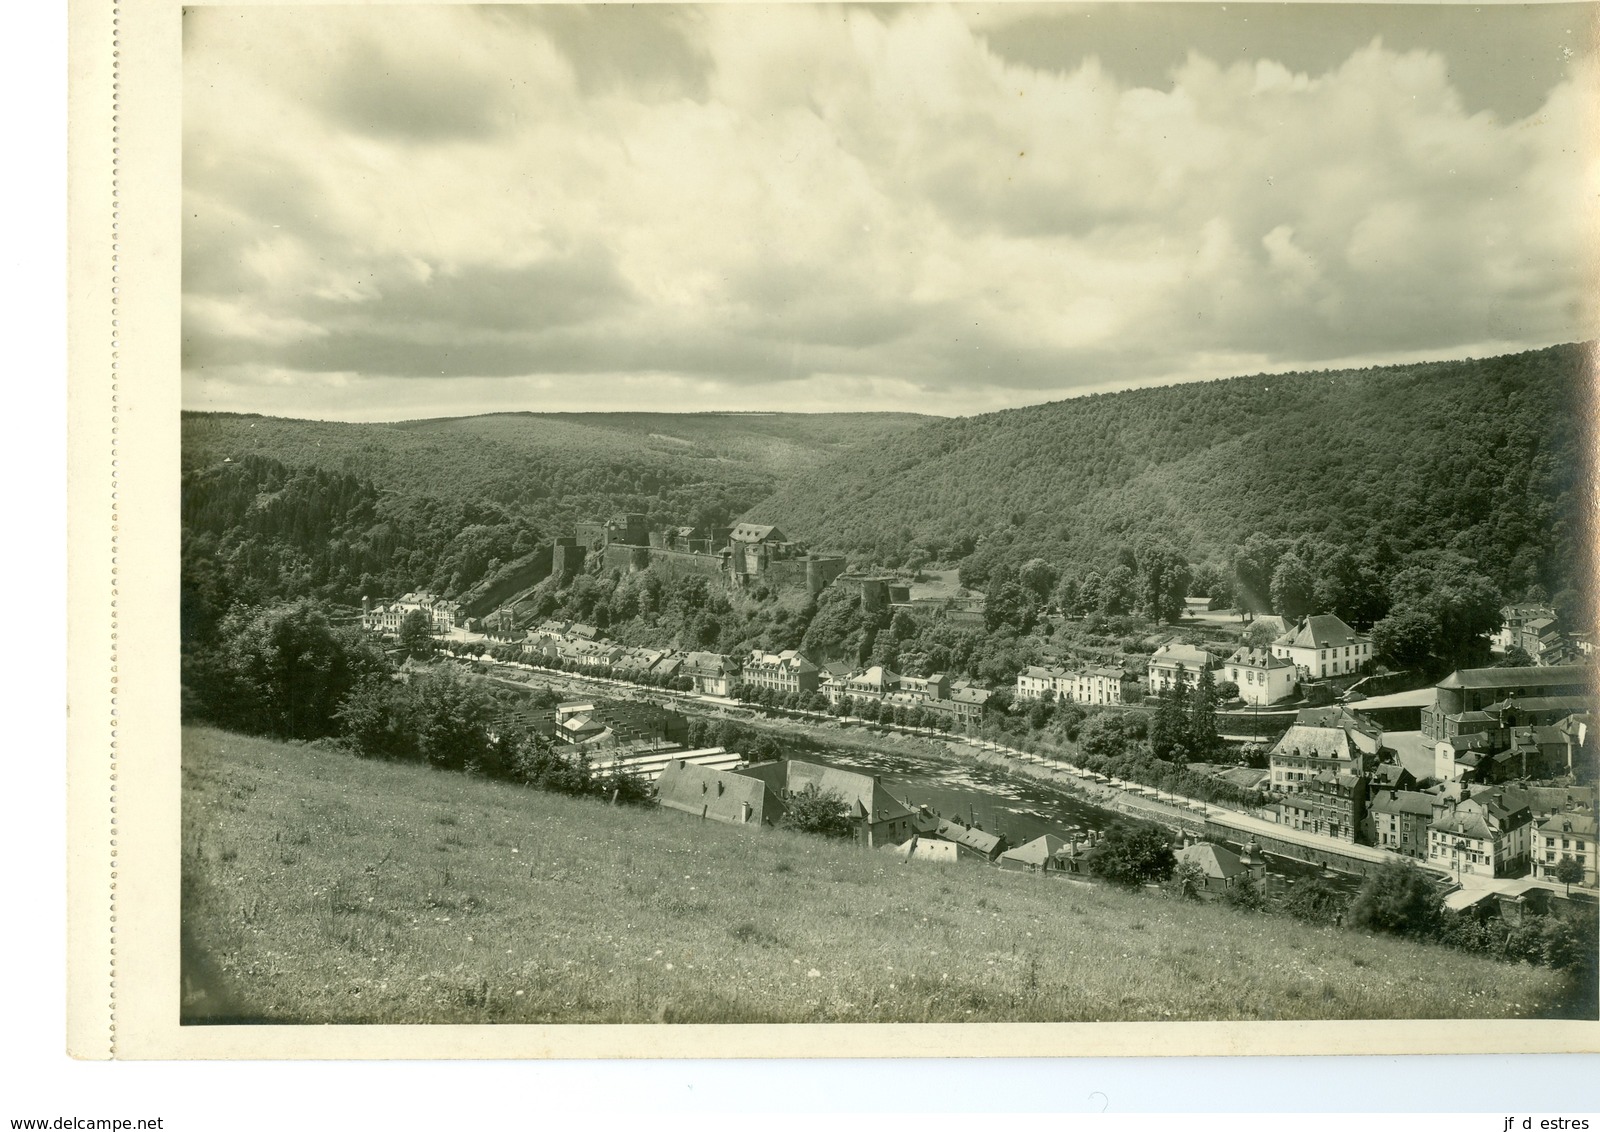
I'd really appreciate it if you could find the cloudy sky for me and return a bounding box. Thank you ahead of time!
[183,3,1598,420]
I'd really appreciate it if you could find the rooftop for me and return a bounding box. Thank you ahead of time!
[999,834,1069,867]
[1280,614,1366,650]
[1434,664,1592,692]
[1151,642,1213,667]
[1177,841,1247,881]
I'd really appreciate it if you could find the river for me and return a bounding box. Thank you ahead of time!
[483,662,1363,894]
[805,739,1364,896]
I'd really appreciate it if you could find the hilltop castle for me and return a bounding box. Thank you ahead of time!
[566,513,848,595]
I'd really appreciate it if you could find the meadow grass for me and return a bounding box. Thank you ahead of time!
[182,725,1580,1025]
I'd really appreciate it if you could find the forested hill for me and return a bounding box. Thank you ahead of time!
[182,410,931,532]
[181,410,930,643]
[742,344,1592,600]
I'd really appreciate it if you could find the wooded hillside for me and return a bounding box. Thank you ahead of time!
[743,344,1591,602]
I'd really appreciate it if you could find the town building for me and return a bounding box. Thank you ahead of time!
[741,649,820,697]
[1225,645,1298,706]
[1270,614,1371,682]
[1147,642,1215,694]
[1532,813,1596,888]
[881,836,959,865]
[1015,664,1130,706]
[735,759,915,847]
[1294,705,1386,755]
[844,665,900,702]
[1277,768,1369,843]
[997,834,1073,874]
[656,761,784,828]
[552,701,609,745]
[1366,789,1437,860]
[362,591,460,635]
[1494,604,1556,652]
[1427,788,1533,878]
[926,818,1008,862]
[1175,840,1266,893]
[684,651,741,697]
[1420,664,1592,742]
[1015,665,1061,702]
[1433,733,1505,784]
[1552,712,1593,775]
[1268,723,1373,794]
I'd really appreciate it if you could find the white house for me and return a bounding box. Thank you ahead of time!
[1271,614,1371,682]
[1147,642,1215,694]
[1225,645,1298,706]
[1015,665,1063,702]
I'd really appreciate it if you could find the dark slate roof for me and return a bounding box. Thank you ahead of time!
[656,762,773,821]
[1286,614,1365,649]
[1229,645,1293,669]
[1435,665,1592,691]
[934,819,1004,855]
[783,760,913,824]
[999,834,1068,867]
[1177,841,1247,881]
[1536,813,1597,837]
[1369,790,1436,817]
[1432,811,1494,840]
[1297,705,1384,740]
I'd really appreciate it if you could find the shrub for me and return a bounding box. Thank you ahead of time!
[1347,859,1442,939]
[780,784,857,840]
[1164,859,1207,900]
[1088,822,1175,888]
[1278,878,1348,926]
[1224,876,1267,912]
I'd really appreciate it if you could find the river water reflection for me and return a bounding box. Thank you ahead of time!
[812,739,1364,895]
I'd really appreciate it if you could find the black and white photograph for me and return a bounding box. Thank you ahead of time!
[172,1,1598,1032]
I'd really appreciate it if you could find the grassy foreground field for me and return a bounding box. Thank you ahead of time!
[182,725,1581,1024]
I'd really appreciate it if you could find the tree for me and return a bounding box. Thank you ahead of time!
[1370,608,1437,671]
[1270,554,1317,620]
[397,608,434,656]
[1553,855,1586,896]
[780,784,857,839]
[336,673,418,761]
[1165,859,1207,900]
[1231,535,1287,614]
[1134,542,1193,624]
[191,600,389,740]
[1149,676,1190,761]
[1018,558,1060,604]
[1087,823,1176,887]
[1347,859,1442,939]
[1187,667,1222,760]
[1052,575,1083,616]
[409,664,497,772]
[1243,620,1278,648]
[1493,646,1536,668]
[984,580,1036,633]
[1098,565,1137,616]
[1386,555,1503,669]
[1312,548,1389,629]
[1278,877,1347,925]
[1223,876,1267,911]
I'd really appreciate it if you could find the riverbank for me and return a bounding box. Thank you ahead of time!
[465,657,1213,838]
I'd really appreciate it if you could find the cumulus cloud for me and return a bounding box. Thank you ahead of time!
[181,4,1598,418]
